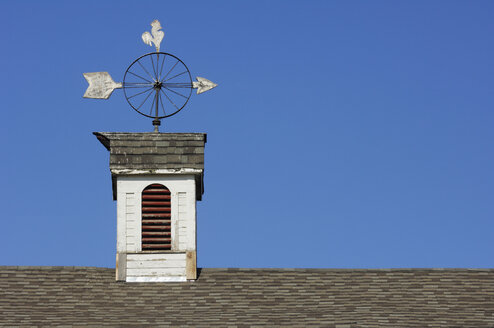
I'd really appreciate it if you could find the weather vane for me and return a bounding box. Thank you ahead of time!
[83,19,217,132]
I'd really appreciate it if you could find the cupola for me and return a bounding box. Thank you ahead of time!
[94,132,206,282]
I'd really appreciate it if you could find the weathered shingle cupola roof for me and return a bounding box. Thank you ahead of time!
[94,132,206,200]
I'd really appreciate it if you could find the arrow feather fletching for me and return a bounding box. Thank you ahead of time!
[83,72,122,99]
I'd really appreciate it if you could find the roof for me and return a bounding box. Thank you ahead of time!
[93,132,207,200]
[94,133,206,170]
[1,266,493,327]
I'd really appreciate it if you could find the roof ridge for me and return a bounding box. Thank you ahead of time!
[1,266,493,271]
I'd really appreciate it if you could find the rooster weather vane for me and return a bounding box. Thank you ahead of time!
[83,19,217,132]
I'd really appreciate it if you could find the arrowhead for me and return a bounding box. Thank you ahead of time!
[192,77,218,95]
[83,72,122,99]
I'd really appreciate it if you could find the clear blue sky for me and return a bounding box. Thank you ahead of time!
[1,1,493,269]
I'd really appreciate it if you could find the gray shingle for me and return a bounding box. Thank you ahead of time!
[94,132,207,200]
[94,132,206,170]
[0,266,493,327]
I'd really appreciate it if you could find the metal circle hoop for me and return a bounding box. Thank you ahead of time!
[122,52,193,119]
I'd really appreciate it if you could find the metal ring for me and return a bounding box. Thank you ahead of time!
[122,52,193,119]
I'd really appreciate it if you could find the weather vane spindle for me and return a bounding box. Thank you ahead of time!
[83,19,217,132]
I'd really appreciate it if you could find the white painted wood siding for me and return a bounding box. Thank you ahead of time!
[116,175,198,281]
[116,192,126,252]
[126,253,186,280]
[178,192,187,251]
[125,193,139,252]
[116,175,197,252]
[116,191,139,253]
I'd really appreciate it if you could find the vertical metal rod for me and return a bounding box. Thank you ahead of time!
[153,89,160,133]
[155,89,159,120]
[155,53,160,133]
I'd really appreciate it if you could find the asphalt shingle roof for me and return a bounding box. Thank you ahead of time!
[1,266,493,327]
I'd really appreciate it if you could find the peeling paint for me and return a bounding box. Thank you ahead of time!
[111,168,203,175]
[126,276,187,282]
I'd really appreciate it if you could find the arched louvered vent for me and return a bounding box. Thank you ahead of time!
[141,184,171,251]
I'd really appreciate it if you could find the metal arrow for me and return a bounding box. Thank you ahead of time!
[83,73,217,99]
[83,72,122,99]
[192,77,218,94]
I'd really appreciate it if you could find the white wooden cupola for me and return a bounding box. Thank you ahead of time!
[94,132,206,282]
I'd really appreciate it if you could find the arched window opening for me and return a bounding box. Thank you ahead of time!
[141,184,171,251]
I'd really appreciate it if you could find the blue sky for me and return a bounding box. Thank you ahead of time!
[1,1,493,268]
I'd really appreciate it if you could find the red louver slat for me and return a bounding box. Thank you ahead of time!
[142,213,171,218]
[142,231,171,236]
[142,207,171,212]
[142,201,171,206]
[142,194,171,200]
